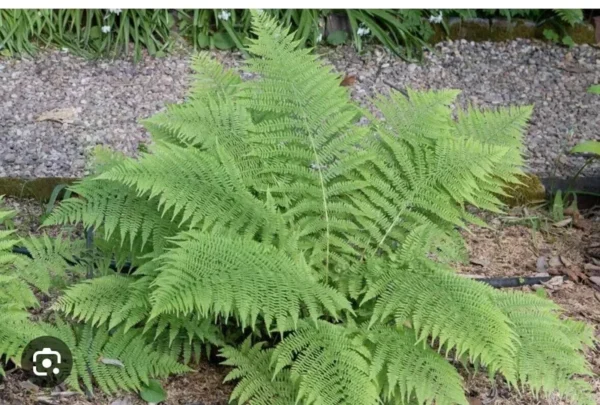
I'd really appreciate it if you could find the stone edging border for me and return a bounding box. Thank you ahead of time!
[428,17,598,44]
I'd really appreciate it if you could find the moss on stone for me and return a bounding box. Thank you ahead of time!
[501,173,547,207]
[447,18,491,41]
[0,177,78,201]
[489,19,538,42]
[489,19,517,41]
[566,23,596,44]
[429,18,595,45]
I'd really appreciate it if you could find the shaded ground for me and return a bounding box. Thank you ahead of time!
[1,202,599,404]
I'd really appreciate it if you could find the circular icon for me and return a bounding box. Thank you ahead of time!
[21,336,73,388]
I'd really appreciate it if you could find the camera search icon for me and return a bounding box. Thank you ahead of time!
[21,336,73,388]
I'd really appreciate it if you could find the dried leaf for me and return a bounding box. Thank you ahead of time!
[553,218,572,227]
[36,107,77,124]
[542,276,564,289]
[589,276,600,287]
[340,74,357,87]
[98,357,125,368]
[563,266,586,283]
[19,380,39,391]
[584,263,600,275]
[469,258,489,267]
[110,399,134,405]
[468,396,482,405]
[559,255,572,267]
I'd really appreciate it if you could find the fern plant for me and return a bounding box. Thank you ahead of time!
[40,12,595,404]
[0,200,187,393]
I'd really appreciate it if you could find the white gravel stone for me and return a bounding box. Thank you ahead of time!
[0,39,599,179]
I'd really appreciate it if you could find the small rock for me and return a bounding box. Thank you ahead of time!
[548,256,562,268]
[3,153,16,163]
[19,380,39,391]
[543,276,564,289]
[536,256,547,272]
[531,284,544,291]
[589,276,600,287]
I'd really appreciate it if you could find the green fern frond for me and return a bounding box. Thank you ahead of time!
[365,261,517,381]
[54,275,141,328]
[368,325,468,405]
[221,339,296,405]
[14,233,87,293]
[189,52,243,98]
[98,143,282,239]
[44,179,180,253]
[0,201,47,375]
[45,320,189,395]
[0,317,43,375]
[494,291,595,405]
[242,11,371,273]
[150,231,351,331]
[272,320,379,405]
[553,9,583,25]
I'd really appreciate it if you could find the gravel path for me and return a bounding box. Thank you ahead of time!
[0,39,599,179]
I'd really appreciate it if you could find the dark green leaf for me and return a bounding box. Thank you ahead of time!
[140,379,167,403]
[212,31,235,50]
[326,30,348,45]
[587,85,600,95]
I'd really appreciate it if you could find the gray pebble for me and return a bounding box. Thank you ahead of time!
[1,40,599,179]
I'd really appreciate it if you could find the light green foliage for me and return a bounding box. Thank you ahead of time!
[588,85,600,95]
[221,339,296,404]
[571,140,600,156]
[553,9,584,25]
[0,200,189,391]
[45,320,189,394]
[39,12,595,404]
[0,199,44,375]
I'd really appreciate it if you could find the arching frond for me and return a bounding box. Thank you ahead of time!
[150,231,351,331]
[368,325,468,405]
[221,339,296,405]
[272,320,379,405]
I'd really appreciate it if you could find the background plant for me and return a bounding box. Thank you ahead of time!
[0,8,591,60]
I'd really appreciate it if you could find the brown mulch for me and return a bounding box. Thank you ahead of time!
[1,205,599,404]
[459,206,600,405]
[0,362,233,405]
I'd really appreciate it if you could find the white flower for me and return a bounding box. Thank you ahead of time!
[429,12,443,24]
[101,25,111,34]
[316,33,323,43]
[218,10,231,21]
[108,9,122,15]
[357,26,370,37]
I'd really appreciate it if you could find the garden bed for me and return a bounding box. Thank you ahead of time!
[1,199,599,405]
